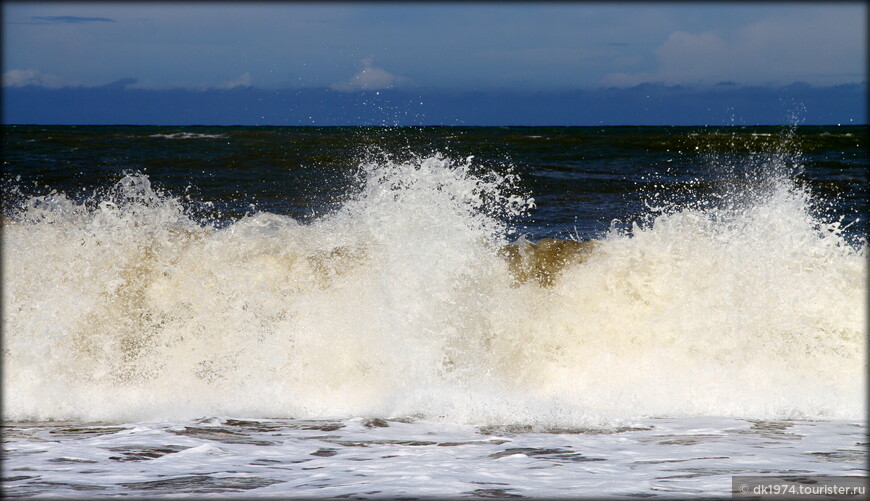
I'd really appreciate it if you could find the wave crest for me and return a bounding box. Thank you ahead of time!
[2,152,865,425]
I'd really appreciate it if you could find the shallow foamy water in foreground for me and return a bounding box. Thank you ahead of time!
[3,417,866,498]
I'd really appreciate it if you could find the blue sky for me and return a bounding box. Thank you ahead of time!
[2,2,866,125]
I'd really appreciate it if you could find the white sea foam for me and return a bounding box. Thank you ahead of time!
[2,152,865,425]
[3,416,865,498]
[149,132,227,139]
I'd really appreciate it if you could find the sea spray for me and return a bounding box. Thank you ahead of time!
[2,149,865,425]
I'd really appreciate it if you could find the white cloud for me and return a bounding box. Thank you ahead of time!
[124,73,253,91]
[601,30,732,87]
[2,68,68,88]
[2,70,255,91]
[216,72,253,89]
[601,8,866,87]
[330,57,410,92]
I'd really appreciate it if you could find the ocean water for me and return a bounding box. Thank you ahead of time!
[1,125,867,498]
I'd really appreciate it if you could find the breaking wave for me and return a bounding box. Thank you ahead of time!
[2,150,865,426]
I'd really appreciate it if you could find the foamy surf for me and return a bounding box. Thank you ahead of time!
[1,150,865,426]
[149,132,227,139]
